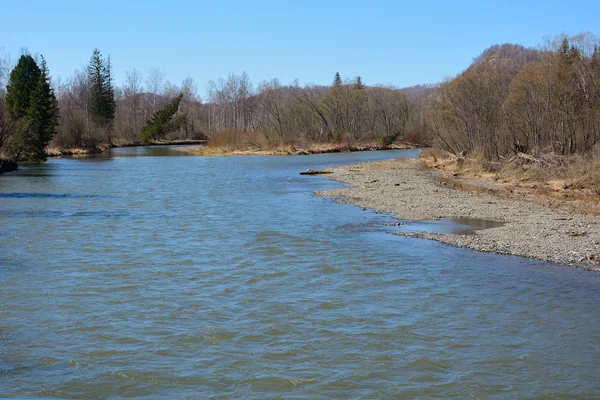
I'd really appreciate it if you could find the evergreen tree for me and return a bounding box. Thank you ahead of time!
[5,55,58,161]
[5,55,41,121]
[26,57,59,160]
[104,56,116,125]
[140,93,185,143]
[88,49,116,137]
[333,72,342,87]
[353,76,365,90]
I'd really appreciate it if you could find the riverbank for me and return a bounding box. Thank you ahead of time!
[316,158,600,271]
[185,141,418,156]
[45,139,207,157]
[0,159,18,174]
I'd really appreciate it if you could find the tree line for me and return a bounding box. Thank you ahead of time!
[0,48,429,162]
[0,49,194,162]
[204,72,425,147]
[1,32,598,164]
[427,33,600,160]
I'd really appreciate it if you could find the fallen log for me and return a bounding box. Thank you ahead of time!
[516,152,546,164]
[299,169,333,175]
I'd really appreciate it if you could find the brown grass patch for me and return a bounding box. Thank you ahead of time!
[190,132,419,156]
[421,147,600,216]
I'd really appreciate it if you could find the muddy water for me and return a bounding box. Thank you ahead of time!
[1,148,599,398]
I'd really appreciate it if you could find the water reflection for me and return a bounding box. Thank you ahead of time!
[0,193,109,199]
[396,217,506,235]
[73,145,196,159]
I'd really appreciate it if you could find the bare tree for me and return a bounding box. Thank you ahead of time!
[124,68,143,138]
[146,66,165,117]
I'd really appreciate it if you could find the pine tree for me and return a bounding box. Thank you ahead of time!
[5,55,41,121]
[333,72,342,87]
[88,49,104,121]
[88,48,116,140]
[104,56,116,125]
[140,94,184,143]
[5,55,58,161]
[25,57,59,160]
[353,76,365,90]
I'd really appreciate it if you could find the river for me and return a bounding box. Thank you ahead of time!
[1,147,599,398]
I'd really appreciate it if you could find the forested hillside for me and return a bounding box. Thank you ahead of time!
[428,33,600,160]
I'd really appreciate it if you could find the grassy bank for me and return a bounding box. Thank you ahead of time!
[184,130,419,156]
[420,149,600,216]
[188,141,417,156]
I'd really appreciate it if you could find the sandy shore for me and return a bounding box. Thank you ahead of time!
[316,158,600,271]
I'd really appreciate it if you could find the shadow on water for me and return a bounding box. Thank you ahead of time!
[0,210,157,219]
[0,193,110,199]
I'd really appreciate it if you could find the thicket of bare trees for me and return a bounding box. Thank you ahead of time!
[0,46,427,153]
[2,32,598,158]
[428,33,600,160]
[205,73,424,147]
[50,64,206,149]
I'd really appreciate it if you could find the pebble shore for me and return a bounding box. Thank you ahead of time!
[316,158,600,271]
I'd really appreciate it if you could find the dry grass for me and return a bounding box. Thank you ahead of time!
[205,130,271,150]
[189,131,418,156]
[420,147,600,216]
[564,153,600,191]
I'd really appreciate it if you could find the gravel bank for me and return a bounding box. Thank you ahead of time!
[316,158,600,271]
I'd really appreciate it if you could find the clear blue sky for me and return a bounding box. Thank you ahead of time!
[0,0,598,98]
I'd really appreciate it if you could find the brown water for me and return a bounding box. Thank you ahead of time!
[1,148,599,398]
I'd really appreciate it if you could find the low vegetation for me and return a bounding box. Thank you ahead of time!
[421,147,600,215]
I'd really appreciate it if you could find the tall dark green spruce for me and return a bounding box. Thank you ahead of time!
[25,57,59,160]
[88,49,116,141]
[140,93,185,143]
[5,55,40,121]
[4,55,58,161]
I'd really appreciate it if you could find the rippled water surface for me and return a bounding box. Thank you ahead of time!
[1,147,599,399]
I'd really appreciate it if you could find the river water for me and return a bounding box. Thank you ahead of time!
[1,147,599,399]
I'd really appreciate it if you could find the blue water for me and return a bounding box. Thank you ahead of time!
[1,148,599,399]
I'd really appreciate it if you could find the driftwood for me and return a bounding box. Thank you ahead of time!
[299,169,332,176]
[515,152,546,164]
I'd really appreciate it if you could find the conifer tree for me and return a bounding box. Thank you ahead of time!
[88,49,116,139]
[333,72,342,87]
[353,76,365,90]
[25,57,59,160]
[140,93,184,143]
[5,55,58,161]
[5,55,41,121]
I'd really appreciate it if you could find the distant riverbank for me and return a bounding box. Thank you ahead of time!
[45,139,208,157]
[317,158,600,270]
[185,141,418,156]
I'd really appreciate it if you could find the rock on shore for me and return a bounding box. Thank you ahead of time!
[316,158,600,271]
